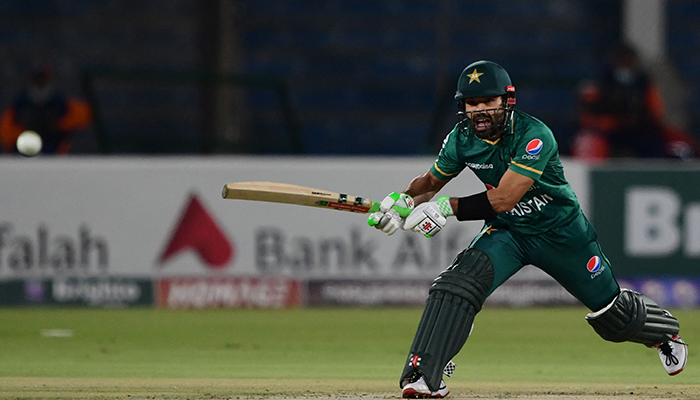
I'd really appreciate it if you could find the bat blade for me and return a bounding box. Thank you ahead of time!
[222,181,378,214]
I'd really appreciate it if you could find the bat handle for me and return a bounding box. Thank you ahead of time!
[368,201,412,218]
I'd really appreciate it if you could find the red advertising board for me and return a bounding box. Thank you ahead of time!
[156,277,303,309]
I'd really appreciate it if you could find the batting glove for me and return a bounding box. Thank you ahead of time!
[403,196,453,238]
[368,192,414,235]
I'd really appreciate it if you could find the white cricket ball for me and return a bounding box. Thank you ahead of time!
[16,130,42,157]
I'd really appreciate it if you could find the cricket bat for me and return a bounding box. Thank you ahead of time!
[221,181,412,218]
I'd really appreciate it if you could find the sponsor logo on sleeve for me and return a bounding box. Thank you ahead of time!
[526,139,543,155]
[522,139,544,160]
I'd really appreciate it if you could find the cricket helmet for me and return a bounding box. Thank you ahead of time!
[455,60,516,139]
[455,60,514,100]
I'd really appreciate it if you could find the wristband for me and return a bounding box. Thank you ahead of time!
[456,191,498,221]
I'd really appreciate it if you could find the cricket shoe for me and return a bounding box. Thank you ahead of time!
[402,373,449,398]
[656,335,687,376]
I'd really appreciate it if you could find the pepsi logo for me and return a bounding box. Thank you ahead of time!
[587,256,601,273]
[526,139,543,155]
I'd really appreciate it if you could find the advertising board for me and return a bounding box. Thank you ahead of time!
[0,157,489,280]
[590,166,700,277]
[0,278,153,306]
[0,156,590,307]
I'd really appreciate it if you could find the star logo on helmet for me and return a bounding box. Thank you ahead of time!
[468,68,484,84]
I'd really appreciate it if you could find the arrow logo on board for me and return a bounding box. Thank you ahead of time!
[158,193,233,269]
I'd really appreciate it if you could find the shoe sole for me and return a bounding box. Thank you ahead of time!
[402,388,449,398]
[669,367,685,376]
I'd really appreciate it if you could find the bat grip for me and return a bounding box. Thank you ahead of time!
[368,201,412,218]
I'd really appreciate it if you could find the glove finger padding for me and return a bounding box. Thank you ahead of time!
[367,212,385,228]
[379,192,400,212]
[404,202,447,238]
[380,209,402,235]
[368,209,401,235]
[380,192,414,212]
[369,192,414,235]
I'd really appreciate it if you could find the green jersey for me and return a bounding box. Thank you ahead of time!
[430,109,581,235]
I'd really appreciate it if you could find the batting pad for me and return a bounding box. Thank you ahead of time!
[399,248,494,392]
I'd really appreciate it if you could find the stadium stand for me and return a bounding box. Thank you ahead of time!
[668,0,700,140]
[239,0,621,154]
[0,0,632,154]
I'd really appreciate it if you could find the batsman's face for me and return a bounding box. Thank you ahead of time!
[463,96,505,139]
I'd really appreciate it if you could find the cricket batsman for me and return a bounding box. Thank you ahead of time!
[368,60,687,398]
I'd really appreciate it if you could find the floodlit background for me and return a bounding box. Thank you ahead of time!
[0,1,699,398]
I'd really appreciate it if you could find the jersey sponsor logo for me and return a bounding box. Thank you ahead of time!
[587,256,601,272]
[526,139,543,155]
[587,256,605,279]
[466,162,494,170]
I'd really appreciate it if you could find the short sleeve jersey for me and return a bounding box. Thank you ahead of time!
[430,110,581,235]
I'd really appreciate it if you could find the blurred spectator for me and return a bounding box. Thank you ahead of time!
[0,64,92,155]
[571,43,699,160]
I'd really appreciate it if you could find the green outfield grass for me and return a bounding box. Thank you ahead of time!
[0,307,698,399]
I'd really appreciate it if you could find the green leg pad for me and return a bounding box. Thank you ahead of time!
[586,289,680,347]
[400,248,494,392]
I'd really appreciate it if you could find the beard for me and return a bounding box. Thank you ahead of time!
[468,109,506,140]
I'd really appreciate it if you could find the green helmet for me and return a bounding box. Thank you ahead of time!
[455,60,513,100]
[454,60,516,140]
